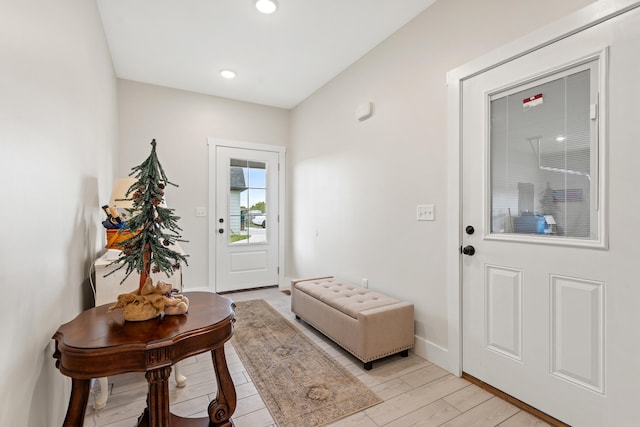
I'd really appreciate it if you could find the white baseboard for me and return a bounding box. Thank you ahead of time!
[413,335,452,374]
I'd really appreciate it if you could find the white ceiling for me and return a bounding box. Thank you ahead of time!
[96,0,437,109]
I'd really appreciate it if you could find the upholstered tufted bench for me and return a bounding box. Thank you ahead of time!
[291,276,414,370]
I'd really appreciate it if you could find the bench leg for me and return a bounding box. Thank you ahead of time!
[363,361,372,370]
[399,349,409,357]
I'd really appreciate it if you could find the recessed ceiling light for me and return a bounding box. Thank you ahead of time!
[220,69,236,79]
[556,136,566,142]
[255,0,278,14]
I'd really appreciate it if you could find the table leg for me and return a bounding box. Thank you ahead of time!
[174,362,187,388]
[208,347,236,427]
[62,378,91,427]
[145,366,172,427]
[94,377,109,409]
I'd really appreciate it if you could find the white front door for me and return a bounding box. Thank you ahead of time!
[461,6,640,426]
[214,144,280,292]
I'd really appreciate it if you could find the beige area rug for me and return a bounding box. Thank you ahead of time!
[231,299,382,427]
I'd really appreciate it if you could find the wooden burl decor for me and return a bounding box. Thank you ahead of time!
[52,292,237,427]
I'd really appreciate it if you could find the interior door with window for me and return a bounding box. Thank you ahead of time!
[215,145,279,292]
[460,21,621,426]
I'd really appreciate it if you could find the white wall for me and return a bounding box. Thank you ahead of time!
[0,0,599,423]
[117,80,290,290]
[0,0,118,426]
[289,0,593,363]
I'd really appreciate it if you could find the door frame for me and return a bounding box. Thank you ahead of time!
[207,138,286,293]
[445,0,640,376]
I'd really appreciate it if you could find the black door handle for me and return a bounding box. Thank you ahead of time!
[461,245,475,256]
[218,228,224,234]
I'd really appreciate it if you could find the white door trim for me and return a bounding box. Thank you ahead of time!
[446,0,640,376]
[207,138,286,292]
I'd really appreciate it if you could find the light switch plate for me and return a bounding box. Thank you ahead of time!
[417,204,435,221]
[195,207,207,217]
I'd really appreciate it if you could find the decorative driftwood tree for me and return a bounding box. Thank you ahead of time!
[106,139,190,321]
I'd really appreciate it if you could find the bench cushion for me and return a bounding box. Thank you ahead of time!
[294,277,400,319]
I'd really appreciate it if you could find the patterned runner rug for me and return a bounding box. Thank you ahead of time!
[231,299,382,427]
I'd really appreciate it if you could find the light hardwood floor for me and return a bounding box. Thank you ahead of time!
[83,287,549,427]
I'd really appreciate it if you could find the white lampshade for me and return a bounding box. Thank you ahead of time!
[109,177,169,221]
[109,177,137,220]
[109,178,136,208]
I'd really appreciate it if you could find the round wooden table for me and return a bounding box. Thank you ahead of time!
[52,292,237,427]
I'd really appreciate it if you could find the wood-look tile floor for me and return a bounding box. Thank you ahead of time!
[83,287,549,427]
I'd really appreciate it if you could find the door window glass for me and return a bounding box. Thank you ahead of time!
[489,60,600,242]
[228,159,267,244]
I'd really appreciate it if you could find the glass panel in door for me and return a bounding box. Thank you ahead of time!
[489,61,599,242]
[228,158,267,245]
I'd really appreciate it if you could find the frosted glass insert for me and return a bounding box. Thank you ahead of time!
[490,61,599,241]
